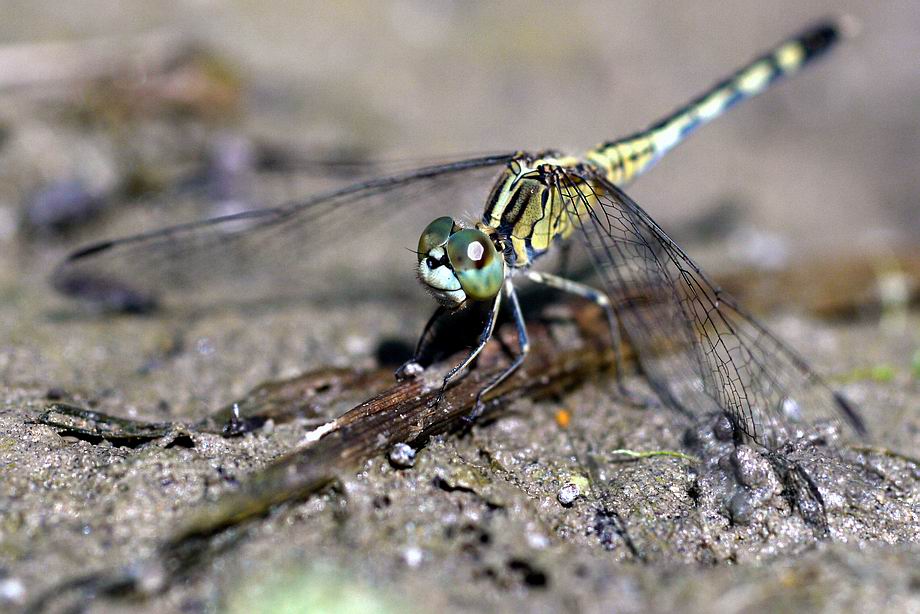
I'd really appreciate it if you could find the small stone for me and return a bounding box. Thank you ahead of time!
[388,443,417,468]
[713,415,736,441]
[728,490,755,525]
[731,445,770,488]
[526,532,549,549]
[557,483,580,506]
[0,577,25,604]
[402,546,424,568]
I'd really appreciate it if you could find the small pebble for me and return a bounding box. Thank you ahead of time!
[731,445,770,488]
[402,546,424,568]
[0,577,25,604]
[713,415,736,441]
[388,443,416,468]
[728,489,755,525]
[526,532,549,549]
[557,483,580,506]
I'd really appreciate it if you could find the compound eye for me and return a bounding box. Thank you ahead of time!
[446,229,503,300]
[417,216,456,262]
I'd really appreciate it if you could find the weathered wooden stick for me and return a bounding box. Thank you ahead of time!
[167,305,621,547]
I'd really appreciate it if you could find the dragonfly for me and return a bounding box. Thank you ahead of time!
[52,20,866,450]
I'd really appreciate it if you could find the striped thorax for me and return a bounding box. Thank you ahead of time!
[479,154,589,269]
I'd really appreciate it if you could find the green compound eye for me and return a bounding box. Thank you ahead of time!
[446,229,504,301]
[417,216,456,262]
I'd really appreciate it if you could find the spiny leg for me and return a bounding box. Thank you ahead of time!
[395,306,447,381]
[524,270,650,407]
[432,290,503,407]
[466,278,530,424]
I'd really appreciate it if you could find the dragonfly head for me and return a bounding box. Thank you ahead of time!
[416,216,504,308]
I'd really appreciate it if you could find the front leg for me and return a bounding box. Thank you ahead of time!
[432,290,503,406]
[465,278,530,423]
[394,306,447,381]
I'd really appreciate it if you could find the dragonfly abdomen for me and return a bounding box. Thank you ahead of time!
[585,21,844,185]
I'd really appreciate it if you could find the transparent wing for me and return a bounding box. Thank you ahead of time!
[52,153,515,311]
[556,169,865,449]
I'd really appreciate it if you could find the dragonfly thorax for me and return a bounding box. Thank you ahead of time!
[481,156,582,268]
[415,216,505,308]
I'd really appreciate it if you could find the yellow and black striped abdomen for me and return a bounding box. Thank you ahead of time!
[585,22,843,185]
[483,21,846,269]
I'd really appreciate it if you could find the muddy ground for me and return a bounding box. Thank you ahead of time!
[0,2,918,613]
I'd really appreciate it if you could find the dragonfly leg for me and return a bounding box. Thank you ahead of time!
[432,290,503,408]
[524,271,650,407]
[465,278,530,424]
[395,306,447,381]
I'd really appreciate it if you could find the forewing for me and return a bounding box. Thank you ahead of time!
[557,169,865,448]
[52,154,515,311]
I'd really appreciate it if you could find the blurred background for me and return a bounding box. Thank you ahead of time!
[1,1,917,247]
